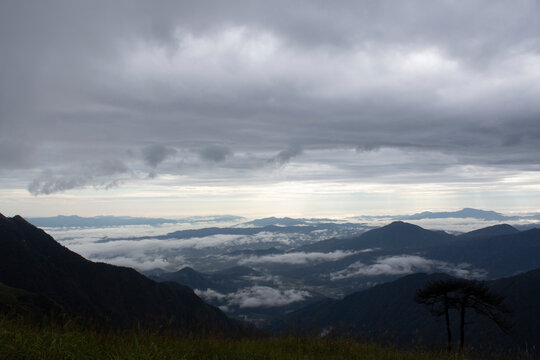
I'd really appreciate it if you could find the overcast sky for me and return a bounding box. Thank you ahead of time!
[1,0,540,217]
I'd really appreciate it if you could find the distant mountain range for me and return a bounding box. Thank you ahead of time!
[400,208,509,221]
[0,213,238,332]
[26,208,540,229]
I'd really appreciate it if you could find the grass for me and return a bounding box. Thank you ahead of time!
[0,317,481,360]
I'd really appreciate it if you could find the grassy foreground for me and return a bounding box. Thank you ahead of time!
[0,318,474,360]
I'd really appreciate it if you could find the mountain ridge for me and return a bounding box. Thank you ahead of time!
[0,213,238,332]
[295,221,455,253]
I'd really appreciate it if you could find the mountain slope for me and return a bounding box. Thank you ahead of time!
[278,269,540,354]
[277,273,448,342]
[426,228,540,278]
[296,221,454,253]
[457,224,519,241]
[0,213,237,332]
[0,281,63,320]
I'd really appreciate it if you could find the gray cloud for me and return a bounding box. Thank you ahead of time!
[28,159,129,195]
[269,145,303,166]
[0,139,36,169]
[142,144,177,168]
[1,0,540,200]
[197,145,232,163]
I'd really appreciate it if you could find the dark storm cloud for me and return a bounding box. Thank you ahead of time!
[0,0,539,192]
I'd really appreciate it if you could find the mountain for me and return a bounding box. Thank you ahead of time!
[0,281,63,320]
[296,221,455,253]
[426,228,540,278]
[116,225,323,242]
[276,272,450,340]
[278,269,540,355]
[240,217,341,227]
[402,208,508,221]
[457,224,519,241]
[241,217,312,227]
[0,213,237,332]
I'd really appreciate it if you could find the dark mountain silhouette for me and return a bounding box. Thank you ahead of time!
[277,272,450,340]
[0,281,63,320]
[296,221,454,253]
[426,228,540,278]
[402,208,508,221]
[457,224,519,241]
[278,269,540,354]
[512,222,540,231]
[0,213,237,332]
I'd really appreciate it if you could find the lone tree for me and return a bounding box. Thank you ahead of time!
[415,278,511,352]
[454,280,511,350]
[415,279,465,352]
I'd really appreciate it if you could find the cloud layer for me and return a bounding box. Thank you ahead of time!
[1,1,540,215]
[196,286,311,309]
[239,250,357,265]
[329,255,487,280]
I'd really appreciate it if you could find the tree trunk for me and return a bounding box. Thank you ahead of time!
[459,299,466,351]
[444,293,452,352]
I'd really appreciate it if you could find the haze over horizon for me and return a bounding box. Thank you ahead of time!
[1,1,540,218]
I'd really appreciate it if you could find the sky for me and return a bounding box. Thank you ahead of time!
[1,0,540,218]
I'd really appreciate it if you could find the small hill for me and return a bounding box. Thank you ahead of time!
[457,224,519,241]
